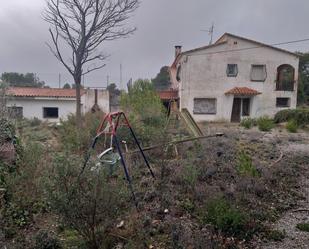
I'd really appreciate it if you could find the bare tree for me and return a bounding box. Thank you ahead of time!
[44,0,139,127]
[0,82,8,118]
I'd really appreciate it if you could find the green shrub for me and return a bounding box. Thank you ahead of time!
[257,116,275,132]
[0,118,15,145]
[265,229,286,241]
[236,151,260,177]
[296,223,309,232]
[59,111,103,153]
[34,230,62,249]
[240,118,255,129]
[202,198,249,238]
[182,163,198,190]
[47,153,126,248]
[29,117,42,127]
[120,79,167,147]
[274,108,309,127]
[286,119,298,133]
[180,198,195,213]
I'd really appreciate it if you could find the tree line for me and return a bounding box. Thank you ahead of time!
[1,52,309,104]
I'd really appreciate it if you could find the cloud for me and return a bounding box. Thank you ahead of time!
[0,0,308,88]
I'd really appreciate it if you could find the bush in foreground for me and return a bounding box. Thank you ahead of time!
[257,116,275,132]
[286,119,298,133]
[296,223,309,232]
[59,111,103,153]
[236,151,260,177]
[47,153,126,249]
[240,118,256,129]
[34,230,62,249]
[274,108,309,127]
[202,198,251,238]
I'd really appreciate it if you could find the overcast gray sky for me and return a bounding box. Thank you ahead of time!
[0,0,309,89]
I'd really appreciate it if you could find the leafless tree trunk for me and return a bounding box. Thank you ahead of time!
[44,0,139,128]
[0,83,8,118]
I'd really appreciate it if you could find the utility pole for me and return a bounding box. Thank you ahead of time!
[201,22,215,45]
[120,63,123,89]
[58,73,61,88]
[107,75,109,88]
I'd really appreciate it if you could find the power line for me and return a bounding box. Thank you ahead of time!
[186,37,309,57]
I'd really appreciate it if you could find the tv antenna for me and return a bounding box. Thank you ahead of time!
[201,22,215,45]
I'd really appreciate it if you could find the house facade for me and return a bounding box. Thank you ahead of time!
[169,33,299,122]
[6,87,109,122]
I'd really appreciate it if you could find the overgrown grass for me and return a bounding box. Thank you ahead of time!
[296,223,309,232]
[236,151,260,177]
[286,119,298,133]
[0,118,15,145]
[182,163,198,190]
[257,116,275,132]
[265,229,286,241]
[34,230,62,249]
[240,118,256,129]
[1,140,48,239]
[201,198,252,239]
[58,111,103,153]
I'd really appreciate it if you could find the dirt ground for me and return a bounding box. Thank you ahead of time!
[203,123,309,249]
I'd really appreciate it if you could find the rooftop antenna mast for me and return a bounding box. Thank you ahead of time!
[120,63,123,89]
[201,22,215,45]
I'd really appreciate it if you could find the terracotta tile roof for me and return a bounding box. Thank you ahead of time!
[7,87,86,98]
[225,87,261,96]
[157,90,179,100]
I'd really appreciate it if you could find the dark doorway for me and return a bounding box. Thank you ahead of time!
[242,98,250,116]
[231,98,241,122]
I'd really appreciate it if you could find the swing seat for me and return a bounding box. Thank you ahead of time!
[98,147,121,165]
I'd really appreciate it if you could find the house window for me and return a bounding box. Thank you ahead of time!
[251,65,267,82]
[8,106,23,119]
[193,98,216,114]
[276,98,290,107]
[226,64,238,77]
[276,64,295,91]
[43,107,59,118]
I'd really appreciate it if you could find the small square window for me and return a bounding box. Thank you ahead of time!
[227,64,238,77]
[193,98,217,114]
[43,107,59,118]
[276,98,290,107]
[251,65,267,82]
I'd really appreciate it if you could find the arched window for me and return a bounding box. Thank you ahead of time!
[276,64,295,91]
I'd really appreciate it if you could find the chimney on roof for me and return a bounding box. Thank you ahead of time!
[175,45,182,58]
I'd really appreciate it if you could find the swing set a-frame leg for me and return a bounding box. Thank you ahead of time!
[113,135,138,207]
[127,126,155,178]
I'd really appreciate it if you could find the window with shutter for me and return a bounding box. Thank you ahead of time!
[193,98,217,114]
[251,65,267,82]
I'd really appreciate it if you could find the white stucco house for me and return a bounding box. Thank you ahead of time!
[165,33,299,122]
[5,87,110,122]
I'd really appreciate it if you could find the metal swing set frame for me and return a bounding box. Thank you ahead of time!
[81,112,155,206]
